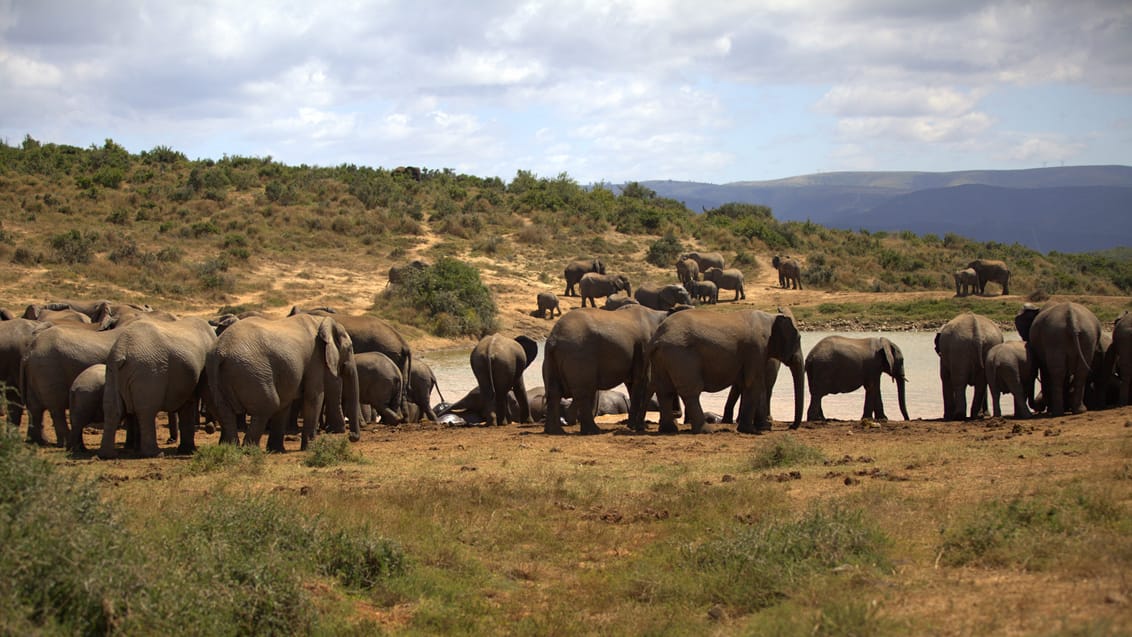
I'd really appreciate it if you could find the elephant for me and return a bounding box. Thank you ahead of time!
[68,364,106,446]
[563,258,605,297]
[953,268,978,297]
[804,336,909,422]
[436,388,524,426]
[20,322,139,448]
[934,312,1004,420]
[967,259,1011,295]
[1014,302,1104,416]
[684,280,718,305]
[289,306,412,411]
[578,273,631,308]
[676,258,700,285]
[207,314,363,452]
[1109,311,1132,406]
[387,259,428,286]
[772,256,803,290]
[679,251,725,272]
[542,304,675,434]
[535,292,562,319]
[702,267,746,301]
[0,318,48,427]
[648,308,804,433]
[99,316,217,458]
[355,351,404,424]
[985,341,1035,419]
[23,305,93,325]
[633,283,693,311]
[469,334,539,426]
[0,308,17,320]
[602,294,638,310]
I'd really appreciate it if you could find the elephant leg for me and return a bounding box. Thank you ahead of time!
[544,383,567,435]
[301,394,325,450]
[513,379,532,424]
[1010,385,1032,419]
[166,412,179,444]
[656,387,679,434]
[940,368,953,420]
[176,402,199,454]
[1044,368,1066,416]
[48,407,68,448]
[684,393,709,434]
[244,414,270,448]
[137,412,161,458]
[806,392,825,422]
[1067,367,1089,415]
[865,381,887,420]
[574,392,601,435]
[721,385,740,424]
[990,386,1003,418]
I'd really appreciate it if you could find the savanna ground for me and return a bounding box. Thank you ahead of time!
[12,234,1132,636]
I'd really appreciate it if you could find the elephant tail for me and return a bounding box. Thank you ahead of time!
[1068,311,1096,374]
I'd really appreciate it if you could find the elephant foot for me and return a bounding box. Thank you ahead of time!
[1071,405,1088,415]
[580,424,604,435]
[165,436,177,444]
[175,443,196,455]
[544,424,566,435]
[658,422,679,434]
[97,447,119,460]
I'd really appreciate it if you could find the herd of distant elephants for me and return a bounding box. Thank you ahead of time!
[1,251,1128,458]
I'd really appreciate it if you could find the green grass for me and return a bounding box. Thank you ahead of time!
[303,433,365,467]
[750,434,827,469]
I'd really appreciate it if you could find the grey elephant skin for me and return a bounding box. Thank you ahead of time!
[578,273,631,308]
[953,268,978,297]
[207,314,363,452]
[935,312,1004,420]
[702,267,745,301]
[676,258,700,285]
[0,318,47,427]
[967,259,1010,295]
[1109,311,1132,406]
[290,306,412,411]
[985,341,1034,418]
[542,304,674,434]
[470,334,539,426]
[679,251,725,272]
[68,364,106,442]
[684,280,718,305]
[436,387,523,426]
[1015,302,1104,416]
[649,308,804,433]
[563,258,605,297]
[535,292,561,319]
[100,316,217,458]
[772,256,803,290]
[805,335,908,422]
[355,351,404,424]
[634,283,692,311]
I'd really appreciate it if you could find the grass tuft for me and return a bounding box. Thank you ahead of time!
[304,434,365,467]
[750,434,826,469]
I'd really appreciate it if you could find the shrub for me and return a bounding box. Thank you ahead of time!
[645,233,685,267]
[749,435,825,469]
[384,257,497,337]
[304,435,363,468]
[49,229,97,264]
[184,444,265,475]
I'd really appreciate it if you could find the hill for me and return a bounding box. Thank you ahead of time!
[642,166,1132,253]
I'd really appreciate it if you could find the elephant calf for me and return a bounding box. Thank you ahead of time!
[684,280,718,305]
[985,341,1034,419]
[702,267,745,301]
[535,292,561,319]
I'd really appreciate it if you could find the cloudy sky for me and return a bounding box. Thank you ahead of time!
[2,1,1129,184]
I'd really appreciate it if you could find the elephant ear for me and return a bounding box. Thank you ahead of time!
[516,335,539,370]
[318,319,342,377]
[1014,304,1040,341]
[879,339,896,375]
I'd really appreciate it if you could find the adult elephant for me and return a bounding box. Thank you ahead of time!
[1014,302,1104,416]
[804,336,908,422]
[679,251,725,272]
[702,267,746,301]
[207,314,363,452]
[967,259,1011,295]
[772,256,803,290]
[99,316,217,458]
[648,308,804,433]
[355,351,404,424]
[0,318,47,427]
[578,273,631,308]
[289,306,411,409]
[676,258,700,285]
[953,268,978,297]
[634,283,692,311]
[23,305,93,325]
[470,334,539,426]
[542,304,674,434]
[935,312,1004,420]
[563,258,605,297]
[985,341,1034,419]
[1109,311,1132,406]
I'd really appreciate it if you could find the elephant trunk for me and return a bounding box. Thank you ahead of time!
[788,353,805,429]
[896,375,910,421]
[343,362,363,442]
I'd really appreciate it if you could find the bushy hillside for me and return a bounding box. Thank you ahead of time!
[1,136,1129,337]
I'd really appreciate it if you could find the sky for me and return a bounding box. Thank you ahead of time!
[1,1,1130,185]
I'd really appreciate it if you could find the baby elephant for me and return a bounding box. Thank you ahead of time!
[535,292,561,319]
[985,341,1034,418]
[684,280,718,305]
[805,336,909,422]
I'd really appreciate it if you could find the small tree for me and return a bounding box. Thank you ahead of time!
[646,233,686,267]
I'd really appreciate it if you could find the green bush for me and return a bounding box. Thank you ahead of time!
[49,229,97,264]
[304,434,363,468]
[385,257,497,337]
[646,233,685,267]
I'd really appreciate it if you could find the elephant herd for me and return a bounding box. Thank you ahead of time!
[3,291,1129,459]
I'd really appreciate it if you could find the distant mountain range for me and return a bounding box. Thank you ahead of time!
[639,165,1132,253]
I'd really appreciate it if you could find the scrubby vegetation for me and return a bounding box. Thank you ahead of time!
[2,135,1131,336]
